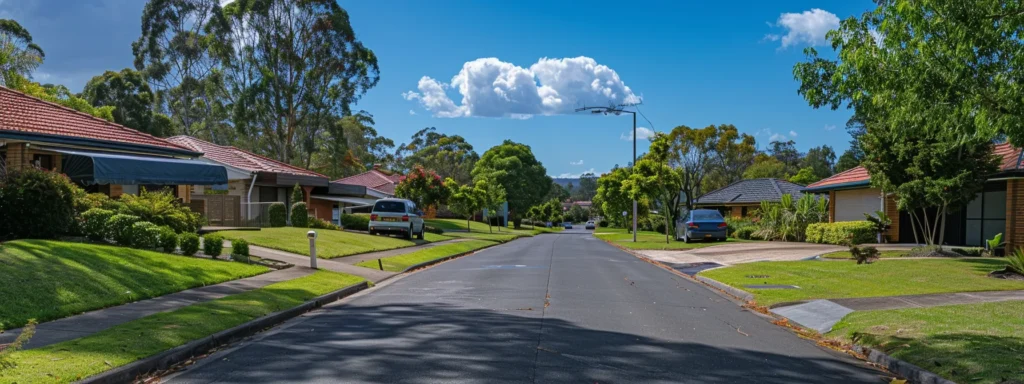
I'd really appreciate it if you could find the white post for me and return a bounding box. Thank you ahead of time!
[307,230,318,269]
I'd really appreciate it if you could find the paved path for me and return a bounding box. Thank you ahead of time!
[246,245,396,282]
[0,267,315,349]
[166,231,886,383]
[771,290,1024,333]
[337,238,471,265]
[638,241,916,266]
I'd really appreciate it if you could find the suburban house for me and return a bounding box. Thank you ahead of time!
[167,136,329,226]
[803,142,1024,249]
[322,168,400,220]
[694,178,805,218]
[334,167,400,197]
[0,86,227,199]
[561,200,592,212]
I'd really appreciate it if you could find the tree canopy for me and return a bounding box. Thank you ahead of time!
[0,19,44,87]
[472,140,550,227]
[397,127,479,184]
[82,69,169,136]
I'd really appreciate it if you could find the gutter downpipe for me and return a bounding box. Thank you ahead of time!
[246,173,258,225]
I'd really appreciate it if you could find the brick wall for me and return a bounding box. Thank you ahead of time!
[308,198,333,222]
[885,194,900,242]
[828,191,836,222]
[5,143,25,169]
[1007,180,1024,253]
[730,206,742,218]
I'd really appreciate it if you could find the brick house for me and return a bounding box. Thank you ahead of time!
[0,86,227,200]
[803,142,1024,249]
[694,178,806,218]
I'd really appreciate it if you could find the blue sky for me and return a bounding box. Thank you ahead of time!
[0,0,875,178]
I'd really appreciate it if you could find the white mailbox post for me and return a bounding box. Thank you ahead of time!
[307,230,318,269]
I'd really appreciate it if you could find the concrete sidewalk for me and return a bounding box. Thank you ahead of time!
[0,267,315,349]
[246,245,396,282]
[770,290,1024,333]
[639,241,916,266]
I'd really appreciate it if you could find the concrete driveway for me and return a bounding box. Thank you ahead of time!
[638,241,845,266]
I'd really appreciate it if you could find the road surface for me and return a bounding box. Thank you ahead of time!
[166,229,886,383]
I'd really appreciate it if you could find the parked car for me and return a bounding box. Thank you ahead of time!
[369,198,425,240]
[585,221,596,230]
[563,222,573,229]
[678,209,727,243]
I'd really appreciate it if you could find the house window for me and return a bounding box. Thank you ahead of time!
[741,206,748,217]
[964,187,1006,246]
[32,154,53,170]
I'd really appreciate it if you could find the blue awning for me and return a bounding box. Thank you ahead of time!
[48,148,229,186]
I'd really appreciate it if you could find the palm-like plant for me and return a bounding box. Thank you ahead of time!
[1008,249,1024,275]
[0,19,45,87]
[753,194,827,241]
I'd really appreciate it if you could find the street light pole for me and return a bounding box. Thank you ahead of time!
[574,105,639,242]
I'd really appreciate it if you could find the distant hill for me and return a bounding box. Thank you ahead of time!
[551,178,579,187]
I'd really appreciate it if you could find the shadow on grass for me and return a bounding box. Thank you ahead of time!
[851,332,1024,383]
[0,240,265,331]
[164,302,888,384]
[949,257,1013,275]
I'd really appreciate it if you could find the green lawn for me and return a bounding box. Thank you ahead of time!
[0,270,364,384]
[443,231,525,243]
[829,301,1024,383]
[594,227,751,250]
[0,240,269,331]
[216,227,446,259]
[699,258,1024,306]
[355,240,496,272]
[425,218,560,236]
[821,250,910,259]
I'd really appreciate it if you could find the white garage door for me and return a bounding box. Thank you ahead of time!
[835,188,882,222]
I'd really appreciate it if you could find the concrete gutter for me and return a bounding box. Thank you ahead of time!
[399,242,501,273]
[80,281,370,384]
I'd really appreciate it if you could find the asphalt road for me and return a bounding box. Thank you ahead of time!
[166,229,887,383]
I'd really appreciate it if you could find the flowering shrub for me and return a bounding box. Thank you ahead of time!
[394,166,449,208]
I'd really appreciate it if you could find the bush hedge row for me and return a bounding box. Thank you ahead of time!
[340,214,369,231]
[805,221,876,245]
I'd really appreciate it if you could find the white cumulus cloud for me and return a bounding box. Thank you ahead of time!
[824,124,837,131]
[404,56,640,118]
[569,160,584,166]
[765,9,840,49]
[769,133,787,142]
[408,110,416,115]
[789,130,798,137]
[621,127,655,141]
[555,168,596,179]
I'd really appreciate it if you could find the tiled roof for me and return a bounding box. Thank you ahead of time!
[0,86,195,154]
[807,142,1024,191]
[167,136,326,178]
[695,178,805,205]
[335,170,401,194]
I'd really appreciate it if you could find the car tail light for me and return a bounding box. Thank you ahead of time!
[717,222,728,229]
[370,214,378,220]
[402,215,409,222]
[687,222,698,229]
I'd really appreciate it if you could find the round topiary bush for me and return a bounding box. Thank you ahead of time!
[202,234,225,259]
[339,214,369,231]
[0,168,80,240]
[129,221,161,249]
[290,202,308,228]
[733,226,757,240]
[179,233,200,256]
[157,226,178,253]
[231,239,250,263]
[106,214,141,246]
[81,208,114,241]
[268,202,287,227]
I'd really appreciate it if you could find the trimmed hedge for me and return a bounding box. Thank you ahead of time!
[231,238,250,262]
[0,168,79,240]
[81,208,114,241]
[290,202,308,228]
[805,221,875,245]
[308,217,340,230]
[129,221,161,249]
[180,233,200,256]
[106,214,140,245]
[203,234,225,258]
[339,214,369,231]
[733,226,757,240]
[268,203,287,227]
[424,225,444,234]
[158,226,178,253]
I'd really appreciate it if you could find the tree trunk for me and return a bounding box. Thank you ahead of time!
[937,203,947,248]
[922,208,934,246]
[664,215,670,244]
[467,216,472,233]
[909,210,921,245]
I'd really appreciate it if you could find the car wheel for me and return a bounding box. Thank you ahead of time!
[682,234,689,243]
[405,226,413,240]
[417,227,425,240]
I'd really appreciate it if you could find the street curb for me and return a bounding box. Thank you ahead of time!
[79,281,371,384]
[694,275,754,301]
[852,346,958,384]
[399,242,501,273]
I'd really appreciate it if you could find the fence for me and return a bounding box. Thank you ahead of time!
[188,194,279,228]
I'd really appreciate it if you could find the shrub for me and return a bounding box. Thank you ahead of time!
[129,221,161,249]
[231,239,250,261]
[290,202,308,227]
[849,246,879,264]
[733,226,757,240]
[805,221,875,245]
[725,218,756,236]
[268,202,287,227]
[106,214,141,245]
[179,233,200,256]
[308,217,339,230]
[76,192,121,212]
[598,219,609,228]
[118,188,202,233]
[291,183,304,207]
[157,226,178,253]
[1008,249,1024,275]
[424,225,444,234]
[0,168,79,240]
[339,213,369,231]
[951,247,983,257]
[81,208,115,241]
[202,234,224,258]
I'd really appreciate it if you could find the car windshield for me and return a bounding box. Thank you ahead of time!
[692,211,723,221]
[373,201,406,213]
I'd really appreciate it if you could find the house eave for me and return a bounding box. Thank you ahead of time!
[0,131,201,158]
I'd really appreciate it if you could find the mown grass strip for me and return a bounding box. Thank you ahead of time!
[355,240,496,272]
[217,227,446,259]
[0,240,269,331]
[0,270,364,384]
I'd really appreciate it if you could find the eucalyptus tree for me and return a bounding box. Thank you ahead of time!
[0,19,44,87]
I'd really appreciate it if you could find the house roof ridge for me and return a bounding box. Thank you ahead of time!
[769,178,784,198]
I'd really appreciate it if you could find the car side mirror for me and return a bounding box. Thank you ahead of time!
[416,211,424,216]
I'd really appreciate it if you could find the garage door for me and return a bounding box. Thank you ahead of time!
[835,188,882,222]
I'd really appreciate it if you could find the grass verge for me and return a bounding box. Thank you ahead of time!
[217,227,443,259]
[0,270,364,384]
[443,231,524,243]
[829,301,1024,383]
[0,240,268,331]
[594,227,752,250]
[355,240,496,272]
[698,258,1024,307]
[821,250,909,259]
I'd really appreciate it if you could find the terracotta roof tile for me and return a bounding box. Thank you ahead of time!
[0,86,193,154]
[166,136,326,178]
[335,170,401,193]
[807,142,1024,190]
